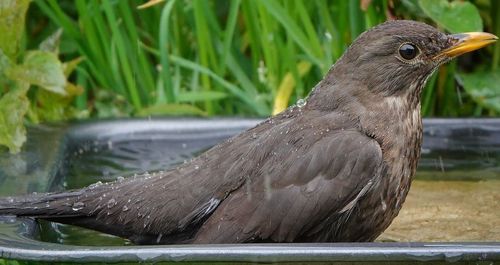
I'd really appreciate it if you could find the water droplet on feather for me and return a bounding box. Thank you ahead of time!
[72,202,85,211]
[107,198,116,208]
[296,98,306,108]
[89,181,103,189]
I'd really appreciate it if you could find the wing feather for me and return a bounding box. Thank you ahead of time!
[193,129,383,243]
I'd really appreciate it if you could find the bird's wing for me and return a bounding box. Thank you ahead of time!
[192,129,383,243]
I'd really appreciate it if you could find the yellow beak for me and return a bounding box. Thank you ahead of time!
[440,32,498,58]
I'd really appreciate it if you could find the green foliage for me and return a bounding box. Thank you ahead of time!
[137,103,207,117]
[417,0,500,116]
[0,0,30,60]
[0,82,29,153]
[0,1,84,152]
[0,1,30,153]
[419,0,483,33]
[458,70,500,113]
[0,259,21,265]
[93,90,133,119]
[28,0,499,119]
[7,51,66,95]
[31,0,384,117]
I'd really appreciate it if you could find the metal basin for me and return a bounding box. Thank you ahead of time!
[0,118,499,264]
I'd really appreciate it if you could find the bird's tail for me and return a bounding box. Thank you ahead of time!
[0,190,86,218]
[0,188,137,241]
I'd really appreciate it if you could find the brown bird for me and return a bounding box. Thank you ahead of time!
[0,20,496,244]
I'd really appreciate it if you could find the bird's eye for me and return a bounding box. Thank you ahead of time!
[398,43,418,60]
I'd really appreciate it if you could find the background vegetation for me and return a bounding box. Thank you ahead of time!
[1,0,499,153]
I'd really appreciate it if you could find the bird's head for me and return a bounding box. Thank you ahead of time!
[341,20,496,96]
[310,20,497,111]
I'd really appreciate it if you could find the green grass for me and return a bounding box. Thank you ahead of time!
[23,0,500,119]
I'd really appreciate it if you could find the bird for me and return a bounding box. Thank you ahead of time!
[0,20,497,245]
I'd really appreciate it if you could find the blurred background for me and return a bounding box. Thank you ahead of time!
[1,0,499,153]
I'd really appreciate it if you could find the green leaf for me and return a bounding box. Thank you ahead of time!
[0,48,12,86]
[33,83,85,122]
[63,56,84,77]
[418,0,482,33]
[93,90,133,118]
[158,0,176,103]
[457,70,500,112]
[177,91,228,103]
[258,0,323,67]
[0,84,29,153]
[401,0,426,17]
[6,51,67,95]
[0,259,20,265]
[0,0,30,60]
[0,48,11,70]
[136,104,207,117]
[169,55,269,116]
[39,28,63,54]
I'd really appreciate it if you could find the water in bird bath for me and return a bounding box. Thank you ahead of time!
[1,119,499,248]
[381,179,500,242]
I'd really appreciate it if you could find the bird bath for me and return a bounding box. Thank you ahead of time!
[0,118,499,264]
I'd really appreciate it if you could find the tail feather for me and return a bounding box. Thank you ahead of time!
[0,188,140,240]
[0,190,85,218]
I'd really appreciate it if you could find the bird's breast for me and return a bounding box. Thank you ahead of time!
[379,105,423,228]
[349,101,423,241]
